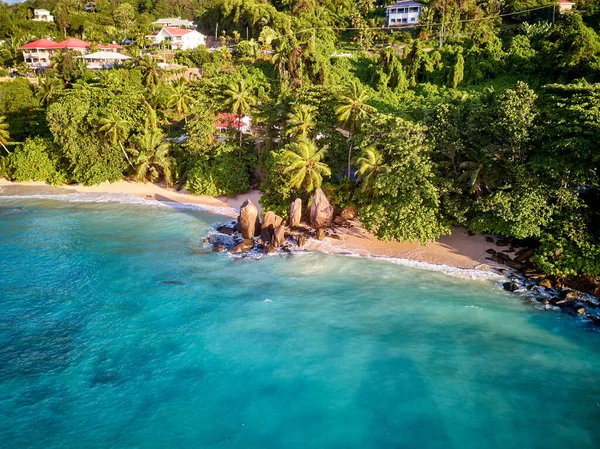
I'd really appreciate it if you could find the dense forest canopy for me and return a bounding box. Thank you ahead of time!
[0,0,599,277]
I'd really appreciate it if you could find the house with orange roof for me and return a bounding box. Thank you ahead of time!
[148,27,206,50]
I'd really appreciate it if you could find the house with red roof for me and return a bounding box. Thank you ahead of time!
[215,113,251,135]
[19,38,123,70]
[148,27,206,50]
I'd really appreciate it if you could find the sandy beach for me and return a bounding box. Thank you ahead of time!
[0,180,501,272]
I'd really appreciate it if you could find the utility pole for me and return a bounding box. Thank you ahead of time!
[552,3,556,23]
[246,26,249,41]
[215,22,218,39]
[439,21,444,48]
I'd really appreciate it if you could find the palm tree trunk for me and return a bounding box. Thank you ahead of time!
[1,143,10,154]
[347,139,353,179]
[238,113,243,156]
[119,141,135,170]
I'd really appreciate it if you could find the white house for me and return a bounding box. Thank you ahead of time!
[386,1,425,27]
[148,27,206,50]
[32,9,54,22]
[81,51,131,69]
[152,18,196,29]
[558,0,575,13]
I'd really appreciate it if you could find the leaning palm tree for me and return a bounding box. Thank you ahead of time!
[285,104,316,138]
[335,80,376,178]
[37,75,63,106]
[355,146,389,196]
[458,148,491,195]
[167,78,194,124]
[131,126,174,186]
[0,115,10,154]
[282,136,331,193]
[223,79,257,146]
[97,109,135,169]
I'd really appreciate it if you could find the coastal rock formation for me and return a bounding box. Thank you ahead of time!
[297,235,306,247]
[310,188,333,229]
[289,199,302,228]
[230,239,254,254]
[272,225,286,248]
[217,225,234,236]
[239,200,258,239]
[316,228,325,240]
[261,211,283,242]
[340,207,358,220]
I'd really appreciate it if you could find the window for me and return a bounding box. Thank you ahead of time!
[411,18,416,21]
[401,18,407,23]
[391,8,396,13]
[391,18,396,23]
[409,7,419,12]
[397,8,406,13]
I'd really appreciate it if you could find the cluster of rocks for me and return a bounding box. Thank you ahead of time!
[485,237,600,325]
[204,188,353,256]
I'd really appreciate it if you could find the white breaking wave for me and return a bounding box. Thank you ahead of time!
[0,192,238,216]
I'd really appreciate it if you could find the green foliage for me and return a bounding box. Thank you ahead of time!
[185,147,251,197]
[8,137,66,184]
[356,115,449,243]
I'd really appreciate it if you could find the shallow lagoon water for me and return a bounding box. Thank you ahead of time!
[1,197,599,448]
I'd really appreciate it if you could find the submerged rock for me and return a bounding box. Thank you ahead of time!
[289,198,302,228]
[217,226,234,236]
[503,282,519,292]
[310,188,334,229]
[230,239,254,254]
[239,200,258,239]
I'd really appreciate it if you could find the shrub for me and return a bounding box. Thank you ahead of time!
[185,152,250,197]
[8,137,66,184]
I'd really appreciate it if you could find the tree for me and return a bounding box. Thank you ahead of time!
[97,109,134,169]
[167,78,194,123]
[223,79,257,146]
[113,3,136,38]
[282,136,331,193]
[355,146,389,195]
[0,115,9,154]
[135,55,164,89]
[449,48,464,89]
[37,75,63,106]
[457,148,491,194]
[132,126,174,186]
[335,80,375,178]
[285,104,316,137]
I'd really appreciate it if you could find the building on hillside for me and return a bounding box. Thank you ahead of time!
[19,38,123,70]
[32,9,54,22]
[81,51,131,69]
[152,18,196,29]
[385,1,425,27]
[215,113,251,135]
[558,0,575,13]
[84,2,96,12]
[147,27,206,50]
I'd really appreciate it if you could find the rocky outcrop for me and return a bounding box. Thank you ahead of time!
[339,207,358,220]
[315,228,325,240]
[289,199,302,228]
[261,211,283,242]
[230,239,254,254]
[310,188,333,229]
[272,225,286,248]
[239,200,258,239]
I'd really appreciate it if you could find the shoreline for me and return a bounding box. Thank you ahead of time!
[0,180,502,274]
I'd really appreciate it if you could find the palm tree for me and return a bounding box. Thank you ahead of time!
[0,115,10,154]
[135,55,163,89]
[282,136,331,193]
[97,109,135,169]
[37,75,63,106]
[167,78,194,124]
[335,81,376,178]
[132,126,174,186]
[285,104,316,138]
[223,79,257,146]
[355,146,389,196]
[458,148,491,195]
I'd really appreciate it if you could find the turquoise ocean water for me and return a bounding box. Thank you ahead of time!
[0,195,599,448]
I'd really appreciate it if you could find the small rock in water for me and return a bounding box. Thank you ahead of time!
[537,279,553,289]
[315,228,325,240]
[230,239,254,254]
[297,235,306,247]
[572,305,586,315]
[485,236,494,243]
[503,282,519,292]
[162,280,185,285]
[217,226,234,236]
[550,297,568,306]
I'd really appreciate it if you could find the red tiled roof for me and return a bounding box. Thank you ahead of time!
[163,27,194,37]
[19,38,60,50]
[57,38,90,49]
[215,113,249,129]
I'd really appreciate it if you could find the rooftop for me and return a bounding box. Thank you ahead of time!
[386,1,425,7]
[162,27,195,37]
